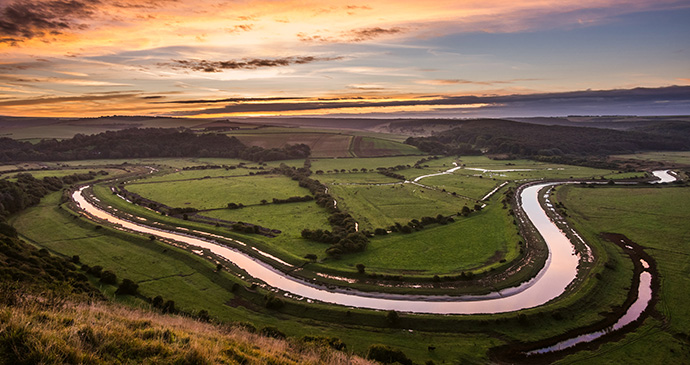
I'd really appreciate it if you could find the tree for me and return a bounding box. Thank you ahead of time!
[386,310,399,325]
[366,344,412,365]
[115,279,139,295]
[100,270,117,285]
[152,295,164,308]
[197,309,210,322]
[304,253,317,262]
[356,263,366,274]
[162,300,176,314]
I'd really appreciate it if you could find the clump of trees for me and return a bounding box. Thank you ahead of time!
[277,163,368,257]
[0,171,106,219]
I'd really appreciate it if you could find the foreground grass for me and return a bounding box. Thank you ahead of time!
[0,292,370,365]
[555,185,690,364]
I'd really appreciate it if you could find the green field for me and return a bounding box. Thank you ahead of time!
[612,151,690,165]
[317,172,402,184]
[133,165,268,183]
[350,136,423,157]
[202,201,331,236]
[418,173,504,200]
[310,155,426,172]
[328,183,468,230]
[126,174,310,209]
[555,185,690,364]
[316,200,521,275]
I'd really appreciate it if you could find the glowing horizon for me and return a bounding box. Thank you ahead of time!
[1,0,689,118]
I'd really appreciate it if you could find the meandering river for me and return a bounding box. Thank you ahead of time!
[73,181,579,314]
[71,170,674,318]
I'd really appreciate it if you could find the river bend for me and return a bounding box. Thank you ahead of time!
[72,182,579,314]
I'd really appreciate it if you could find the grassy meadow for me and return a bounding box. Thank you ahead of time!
[126,174,310,209]
[554,185,690,364]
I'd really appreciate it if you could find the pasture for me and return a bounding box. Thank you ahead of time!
[555,185,690,364]
[126,174,309,209]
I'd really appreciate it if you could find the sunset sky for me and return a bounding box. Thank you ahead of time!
[1,0,689,118]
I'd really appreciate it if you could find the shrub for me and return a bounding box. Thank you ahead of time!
[366,344,412,365]
[115,279,139,296]
[259,326,286,339]
[99,270,117,285]
[386,310,399,325]
[88,265,103,277]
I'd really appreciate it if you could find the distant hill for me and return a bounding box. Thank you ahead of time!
[404,119,690,157]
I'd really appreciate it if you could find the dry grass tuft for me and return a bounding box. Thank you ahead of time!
[0,289,372,364]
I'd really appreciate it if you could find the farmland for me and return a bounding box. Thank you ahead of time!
[3,120,688,364]
[552,185,690,364]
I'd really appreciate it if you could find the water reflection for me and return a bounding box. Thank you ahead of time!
[527,269,652,355]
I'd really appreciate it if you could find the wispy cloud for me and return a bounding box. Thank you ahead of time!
[226,24,253,33]
[298,26,405,43]
[159,56,342,73]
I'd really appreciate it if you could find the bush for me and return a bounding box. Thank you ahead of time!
[366,344,412,365]
[99,270,117,285]
[386,310,399,325]
[88,265,103,277]
[259,326,286,339]
[264,294,284,310]
[115,278,139,295]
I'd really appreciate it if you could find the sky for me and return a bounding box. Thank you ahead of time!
[0,0,689,118]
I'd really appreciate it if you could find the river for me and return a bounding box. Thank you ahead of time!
[72,181,579,314]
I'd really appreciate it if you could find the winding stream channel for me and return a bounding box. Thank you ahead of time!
[73,179,582,314]
[70,168,673,352]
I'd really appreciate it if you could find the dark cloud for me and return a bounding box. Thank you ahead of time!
[226,24,253,33]
[160,56,342,73]
[167,86,690,116]
[0,93,140,107]
[346,27,404,42]
[419,78,543,86]
[298,26,405,43]
[159,97,307,104]
[0,0,98,44]
[158,96,370,105]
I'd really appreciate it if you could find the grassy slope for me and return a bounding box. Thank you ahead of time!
[555,185,690,364]
[1,291,371,364]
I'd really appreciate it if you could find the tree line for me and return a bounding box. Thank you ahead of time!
[0,128,310,163]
